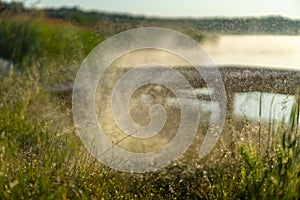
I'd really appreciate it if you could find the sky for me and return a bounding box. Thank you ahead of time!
[3,0,300,19]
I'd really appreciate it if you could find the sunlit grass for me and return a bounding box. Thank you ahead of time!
[0,66,299,199]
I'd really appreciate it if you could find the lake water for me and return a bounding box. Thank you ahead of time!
[109,35,300,123]
[166,90,297,123]
[233,92,296,123]
[89,35,300,124]
[201,35,300,122]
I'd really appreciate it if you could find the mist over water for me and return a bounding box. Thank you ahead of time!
[112,35,300,122]
[201,35,300,122]
[113,35,300,69]
[202,35,300,70]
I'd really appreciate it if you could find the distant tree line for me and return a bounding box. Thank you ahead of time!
[0,1,24,14]
[44,7,145,25]
[1,1,300,35]
[189,16,300,35]
[43,8,300,35]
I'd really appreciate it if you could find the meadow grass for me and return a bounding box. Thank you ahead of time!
[0,67,299,199]
[0,15,300,199]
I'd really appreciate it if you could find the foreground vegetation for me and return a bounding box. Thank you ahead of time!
[0,3,300,199]
[1,70,299,199]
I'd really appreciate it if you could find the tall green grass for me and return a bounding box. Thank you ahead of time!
[0,17,103,86]
[0,19,41,66]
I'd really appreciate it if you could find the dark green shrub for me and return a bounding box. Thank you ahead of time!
[0,19,41,66]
